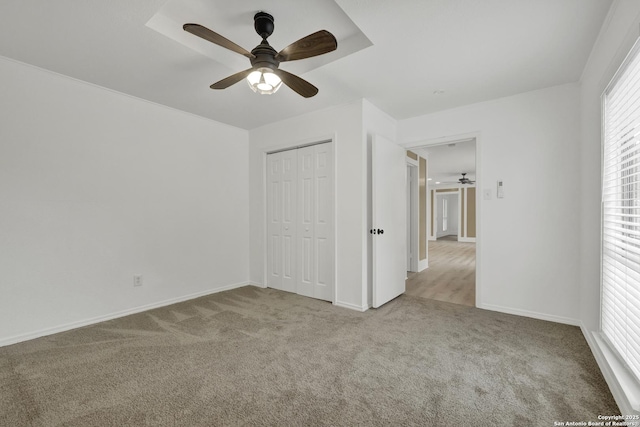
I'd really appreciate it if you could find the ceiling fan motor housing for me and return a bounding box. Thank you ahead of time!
[250,43,279,71]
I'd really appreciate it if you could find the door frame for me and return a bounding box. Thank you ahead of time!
[406,159,419,272]
[261,136,337,303]
[404,132,481,307]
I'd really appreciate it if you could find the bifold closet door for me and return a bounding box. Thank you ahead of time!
[266,143,333,302]
[296,143,333,302]
[266,149,297,293]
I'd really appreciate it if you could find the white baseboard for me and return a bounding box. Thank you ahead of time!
[477,303,580,326]
[333,300,369,312]
[248,281,265,288]
[0,281,250,348]
[581,324,640,415]
[418,259,428,272]
[458,237,476,243]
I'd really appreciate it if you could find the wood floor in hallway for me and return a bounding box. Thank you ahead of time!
[406,236,476,307]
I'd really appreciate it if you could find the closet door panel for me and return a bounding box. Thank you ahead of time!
[266,150,297,293]
[313,143,333,301]
[266,153,282,290]
[296,146,315,298]
[280,150,297,293]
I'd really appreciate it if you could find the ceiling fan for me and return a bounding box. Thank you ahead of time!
[183,12,337,98]
[437,173,476,185]
[458,173,475,184]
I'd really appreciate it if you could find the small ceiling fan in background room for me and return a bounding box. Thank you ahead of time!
[183,12,337,97]
[438,173,476,185]
[458,173,475,184]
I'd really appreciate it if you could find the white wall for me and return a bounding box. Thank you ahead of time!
[248,100,367,310]
[0,57,250,344]
[580,0,640,332]
[399,83,581,324]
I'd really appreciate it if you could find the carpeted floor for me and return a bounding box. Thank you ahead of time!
[0,286,618,426]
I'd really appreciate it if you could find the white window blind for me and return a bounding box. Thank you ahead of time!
[602,38,640,384]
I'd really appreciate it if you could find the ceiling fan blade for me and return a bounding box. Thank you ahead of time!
[276,30,337,62]
[274,69,319,98]
[210,68,255,90]
[184,23,255,59]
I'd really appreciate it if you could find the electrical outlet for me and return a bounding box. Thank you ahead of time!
[133,275,143,287]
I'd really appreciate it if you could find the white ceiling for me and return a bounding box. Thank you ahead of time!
[415,139,476,186]
[0,0,612,130]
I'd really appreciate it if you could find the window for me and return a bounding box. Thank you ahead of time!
[602,38,640,384]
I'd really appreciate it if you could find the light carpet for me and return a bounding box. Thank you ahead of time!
[0,286,618,426]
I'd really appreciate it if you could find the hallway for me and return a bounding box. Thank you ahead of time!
[406,238,476,307]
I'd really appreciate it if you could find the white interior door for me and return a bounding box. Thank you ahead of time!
[297,147,314,298]
[371,135,407,308]
[266,150,297,293]
[297,143,333,301]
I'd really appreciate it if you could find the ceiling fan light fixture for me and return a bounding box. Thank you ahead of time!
[247,67,282,95]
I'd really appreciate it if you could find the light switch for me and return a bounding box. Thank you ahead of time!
[497,180,504,198]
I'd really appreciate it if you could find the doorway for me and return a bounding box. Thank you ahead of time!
[404,138,477,307]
